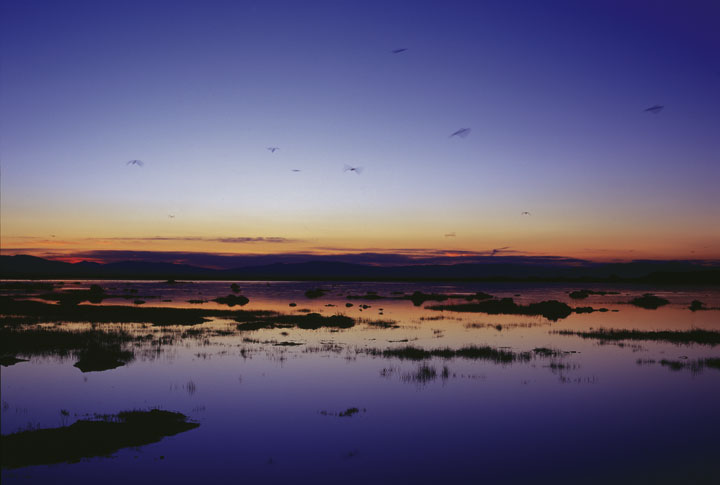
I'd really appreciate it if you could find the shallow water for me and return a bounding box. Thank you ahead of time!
[2,281,719,484]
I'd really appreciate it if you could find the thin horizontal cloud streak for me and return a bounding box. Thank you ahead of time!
[93,236,297,244]
[6,235,298,244]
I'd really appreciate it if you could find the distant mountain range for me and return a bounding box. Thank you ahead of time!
[1,254,718,284]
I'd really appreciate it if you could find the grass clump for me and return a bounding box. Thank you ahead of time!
[304,288,328,299]
[73,345,134,372]
[1,409,199,469]
[213,294,250,306]
[659,358,720,374]
[364,319,399,329]
[0,355,28,367]
[347,292,386,300]
[236,312,355,331]
[689,300,706,311]
[629,293,669,309]
[569,290,620,299]
[428,298,573,321]
[319,407,364,418]
[369,345,531,364]
[554,328,720,346]
[0,296,273,326]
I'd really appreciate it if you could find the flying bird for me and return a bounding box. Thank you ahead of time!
[449,128,471,138]
[391,48,407,54]
[267,147,279,153]
[344,165,363,174]
[291,169,301,172]
[444,232,456,238]
[168,214,175,219]
[127,160,144,167]
[521,211,531,216]
[644,105,664,114]
[491,246,510,256]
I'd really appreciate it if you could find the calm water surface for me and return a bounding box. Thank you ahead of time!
[2,281,719,484]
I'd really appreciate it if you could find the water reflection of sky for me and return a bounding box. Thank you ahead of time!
[2,281,719,484]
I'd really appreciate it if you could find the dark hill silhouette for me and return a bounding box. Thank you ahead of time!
[1,254,718,283]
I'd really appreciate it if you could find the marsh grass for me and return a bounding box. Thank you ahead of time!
[362,318,399,329]
[629,293,670,309]
[213,294,250,306]
[554,328,720,346]
[428,298,574,320]
[401,364,438,384]
[319,407,364,417]
[569,290,620,299]
[0,296,274,326]
[236,313,354,331]
[1,409,199,469]
[366,345,532,363]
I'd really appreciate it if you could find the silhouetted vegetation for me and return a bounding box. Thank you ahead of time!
[659,358,720,373]
[364,319,399,329]
[573,306,609,314]
[401,291,492,306]
[0,281,58,292]
[689,300,706,311]
[213,294,250,306]
[367,345,532,363]
[428,298,573,320]
[347,292,386,300]
[338,407,360,417]
[73,345,134,372]
[236,313,355,331]
[0,355,28,366]
[304,288,328,299]
[555,328,720,346]
[401,364,438,384]
[629,293,669,309]
[0,326,137,358]
[1,409,199,469]
[532,347,573,357]
[230,283,241,293]
[0,296,273,326]
[37,284,107,305]
[319,407,364,417]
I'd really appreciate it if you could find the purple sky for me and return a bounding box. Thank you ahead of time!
[2,0,719,263]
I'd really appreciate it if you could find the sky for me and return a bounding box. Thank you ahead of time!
[1,0,719,265]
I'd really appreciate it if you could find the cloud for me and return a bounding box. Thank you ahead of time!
[90,236,297,244]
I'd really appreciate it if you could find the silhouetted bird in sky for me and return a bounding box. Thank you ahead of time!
[444,232,456,237]
[491,246,510,256]
[521,211,531,216]
[344,165,363,174]
[644,105,664,114]
[450,128,471,138]
[291,169,301,172]
[168,214,175,219]
[267,147,279,153]
[127,160,144,167]
[391,48,407,54]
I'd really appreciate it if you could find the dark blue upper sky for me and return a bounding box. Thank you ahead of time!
[1,0,719,261]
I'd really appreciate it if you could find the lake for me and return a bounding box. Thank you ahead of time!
[1,280,719,484]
